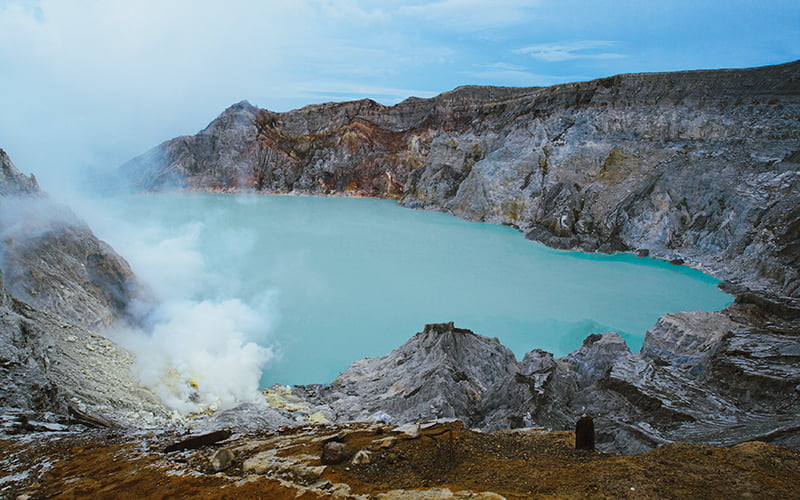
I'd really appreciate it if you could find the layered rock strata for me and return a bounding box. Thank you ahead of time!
[298,321,799,454]
[122,61,800,298]
[118,62,800,451]
[0,150,169,428]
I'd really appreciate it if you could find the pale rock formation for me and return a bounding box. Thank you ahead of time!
[0,150,169,428]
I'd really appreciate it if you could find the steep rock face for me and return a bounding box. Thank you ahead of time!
[122,61,800,297]
[0,268,170,427]
[0,151,169,427]
[0,151,146,330]
[314,322,519,428]
[306,321,799,454]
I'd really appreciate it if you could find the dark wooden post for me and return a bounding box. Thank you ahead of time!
[575,415,595,450]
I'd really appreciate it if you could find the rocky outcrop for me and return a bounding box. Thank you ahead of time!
[303,322,520,427]
[299,321,799,454]
[1,150,169,428]
[1,150,147,330]
[0,149,39,196]
[122,61,800,299]
[0,267,170,428]
[117,61,800,451]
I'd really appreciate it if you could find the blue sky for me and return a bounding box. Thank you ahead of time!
[0,0,798,190]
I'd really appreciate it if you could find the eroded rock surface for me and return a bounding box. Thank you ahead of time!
[297,321,799,454]
[118,62,800,452]
[305,322,519,427]
[122,61,800,298]
[0,150,169,428]
[0,267,170,428]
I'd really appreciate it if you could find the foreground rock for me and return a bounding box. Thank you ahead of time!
[0,266,170,428]
[298,321,799,454]
[311,322,519,427]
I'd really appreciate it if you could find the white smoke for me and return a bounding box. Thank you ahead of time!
[72,197,278,415]
[0,195,87,287]
[0,196,82,243]
[111,298,274,414]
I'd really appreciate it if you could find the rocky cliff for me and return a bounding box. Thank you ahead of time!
[118,61,800,453]
[0,150,169,428]
[1,150,147,331]
[122,61,800,298]
[298,320,799,454]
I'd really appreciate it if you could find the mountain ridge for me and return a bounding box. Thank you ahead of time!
[116,60,800,452]
[122,60,800,297]
[0,61,797,457]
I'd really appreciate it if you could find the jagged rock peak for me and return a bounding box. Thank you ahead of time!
[417,321,491,342]
[0,149,40,196]
[229,99,256,110]
[404,322,514,365]
[323,322,518,427]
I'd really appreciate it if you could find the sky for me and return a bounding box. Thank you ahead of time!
[1,0,799,192]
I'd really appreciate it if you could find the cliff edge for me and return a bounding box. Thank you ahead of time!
[117,62,800,452]
[0,150,170,428]
[122,61,800,298]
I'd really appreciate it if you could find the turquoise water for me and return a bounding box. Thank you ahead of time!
[106,193,732,386]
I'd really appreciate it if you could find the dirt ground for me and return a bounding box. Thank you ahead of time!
[2,420,799,499]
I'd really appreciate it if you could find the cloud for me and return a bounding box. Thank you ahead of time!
[397,0,541,30]
[461,62,573,87]
[515,41,627,62]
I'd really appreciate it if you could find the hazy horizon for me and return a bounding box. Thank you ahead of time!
[1,0,798,196]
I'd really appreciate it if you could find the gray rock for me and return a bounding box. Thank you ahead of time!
[565,332,633,388]
[0,267,170,428]
[318,322,519,428]
[321,440,351,465]
[640,310,738,377]
[210,448,235,472]
[195,402,296,432]
[0,151,169,428]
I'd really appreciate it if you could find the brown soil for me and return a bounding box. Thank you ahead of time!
[3,421,799,499]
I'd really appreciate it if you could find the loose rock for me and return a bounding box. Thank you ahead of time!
[321,440,351,465]
[210,448,234,472]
